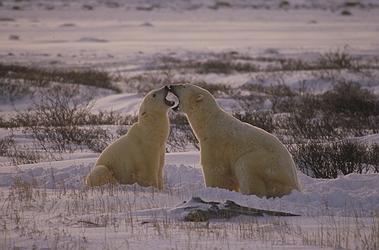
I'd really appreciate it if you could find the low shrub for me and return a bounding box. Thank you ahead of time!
[0,80,32,102]
[167,113,199,152]
[194,59,259,74]
[234,111,276,133]
[0,63,120,92]
[317,47,354,70]
[0,136,15,157]
[191,80,232,97]
[291,141,379,179]
[5,144,44,165]
[236,79,379,179]
[11,84,115,154]
[284,80,379,140]
[123,71,181,94]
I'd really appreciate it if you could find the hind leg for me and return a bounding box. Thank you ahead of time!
[234,156,268,197]
[86,165,118,187]
[201,163,240,192]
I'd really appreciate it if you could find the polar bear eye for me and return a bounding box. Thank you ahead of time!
[152,94,156,97]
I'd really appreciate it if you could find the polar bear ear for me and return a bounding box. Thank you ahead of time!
[195,94,204,102]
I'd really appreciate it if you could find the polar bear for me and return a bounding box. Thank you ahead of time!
[168,84,301,198]
[86,86,175,188]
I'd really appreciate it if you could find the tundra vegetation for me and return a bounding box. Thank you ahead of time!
[1,49,379,178]
[1,48,379,249]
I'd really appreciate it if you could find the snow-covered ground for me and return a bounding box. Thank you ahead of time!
[1,0,379,249]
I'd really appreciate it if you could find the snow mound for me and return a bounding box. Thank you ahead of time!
[1,162,378,218]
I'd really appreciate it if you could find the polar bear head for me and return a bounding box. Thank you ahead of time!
[167,84,217,115]
[138,86,175,119]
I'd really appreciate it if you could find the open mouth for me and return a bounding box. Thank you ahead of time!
[165,90,179,108]
[164,97,175,107]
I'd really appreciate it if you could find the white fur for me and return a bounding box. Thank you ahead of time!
[170,84,301,198]
[86,86,172,188]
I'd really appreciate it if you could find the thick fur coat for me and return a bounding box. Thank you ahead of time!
[86,86,174,188]
[169,84,301,198]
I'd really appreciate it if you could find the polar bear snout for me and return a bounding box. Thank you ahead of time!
[167,84,185,111]
[152,86,175,107]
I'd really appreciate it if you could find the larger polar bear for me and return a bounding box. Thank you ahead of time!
[168,84,301,198]
[86,86,175,188]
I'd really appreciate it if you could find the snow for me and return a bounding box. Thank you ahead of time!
[1,0,379,249]
[92,93,143,115]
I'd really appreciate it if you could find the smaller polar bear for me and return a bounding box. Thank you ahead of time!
[86,86,175,188]
[168,84,301,198]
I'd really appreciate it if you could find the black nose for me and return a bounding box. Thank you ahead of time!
[165,85,171,91]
